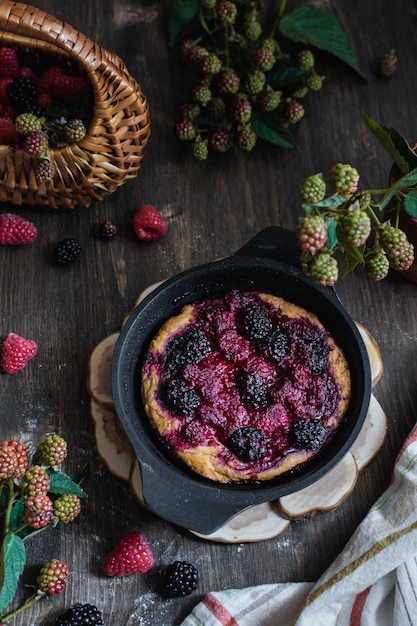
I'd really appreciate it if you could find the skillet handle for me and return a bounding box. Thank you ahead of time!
[235,226,301,269]
[140,462,250,535]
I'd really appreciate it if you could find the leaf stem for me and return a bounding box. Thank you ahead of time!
[0,590,44,624]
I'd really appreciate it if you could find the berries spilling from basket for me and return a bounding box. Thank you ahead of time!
[0,46,92,182]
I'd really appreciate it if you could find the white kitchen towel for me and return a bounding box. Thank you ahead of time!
[181,424,417,625]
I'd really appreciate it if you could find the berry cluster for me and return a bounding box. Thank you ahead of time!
[171,0,329,159]
[0,46,92,183]
[297,160,414,286]
[0,435,85,623]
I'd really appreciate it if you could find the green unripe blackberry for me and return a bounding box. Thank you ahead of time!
[53,493,81,523]
[258,88,281,111]
[235,126,257,152]
[306,72,324,91]
[309,252,339,286]
[365,248,390,281]
[191,138,209,161]
[244,69,266,95]
[216,0,237,25]
[35,160,54,183]
[215,69,240,94]
[379,225,408,257]
[200,53,222,75]
[297,215,328,253]
[176,119,197,141]
[260,38,277,53]
[297,49,315,71]
[284,99,305,124]
[64,118,87,143]
[389,241,414,271]
[180,102,201,120]
[229,96,252,124]
[15,112,42,135]
[339,209,372,247]
[209,128,234,153]
[199,0,216,8]
[300,174,326,204]
[23,130,48,156]
[21,465,50,496]
[193,83,212,105]
[252,48,275,71]
[329,163,359,195]
[243,19,262,41]
[206,96,226,119]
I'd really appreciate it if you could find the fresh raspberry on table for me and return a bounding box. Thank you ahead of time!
[33,434,68,467]
[7,440,28,477]
[0,212,37,245]
[365,248,390,281]
[379,225,408,257]
[0,47,19,78]
[23,130,49,157]
[0,117,19,146]
[39,66,90,104]
[309,251,339,286]
[23,494,54,529]
[339,208,372,247]
[329,163,360,195]
[55,603,103,625]
[37,559,70,596]
[297,215,328,253]
[104,530,154,577]
[299,174,326,204]
[132,205,167,241]
[21,465,51,496]
[53,494,81,523]
[1,332,38,374]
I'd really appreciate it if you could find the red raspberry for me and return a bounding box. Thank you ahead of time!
[33,435,68,467]
[7,440,28,477]
[0,212,37,245]
[24,494,53,528]
[53,494,81,523]
[132,204,167,241]
[0,47,19,78]
[38,66,90,104]
[17,66,35,78]
[0,104,17,122]
[0,77,13,105]
[36,92,54,109]
[21,465,50,496]
[1,332,38,374]
[0,117,19,146]
[37,559,69,596]
[297,215,328,253]
[104,530,154,577]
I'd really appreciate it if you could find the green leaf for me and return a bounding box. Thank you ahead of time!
[267,66,306,89]
[168,0,200,47]
[0,533,26,613]
[279,6,363,76]
[378,168,417,211]
[47,470,86,498]
[362,111,417,174]
[325,217,338,250]
[403,190,417,218]
[250,110,295,148]
[9,498,25,533]
[302,194,347,212]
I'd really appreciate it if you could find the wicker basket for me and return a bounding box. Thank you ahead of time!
[0,1,150,208]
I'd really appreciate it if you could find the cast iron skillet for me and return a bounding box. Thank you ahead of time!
[112,227,372,535]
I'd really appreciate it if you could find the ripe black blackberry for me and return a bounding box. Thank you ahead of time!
[235,371,269,409]
[160,378,201,416]
[54,238,81,265]
[8,76,38,108]
[259,328,290,363]
[289,419,327,450]
[163,561,199,597]
[240,304,272,340]
[100,220,117,240]
[165,328,211,371]
[55,602,103,625]
[228,426,268,462]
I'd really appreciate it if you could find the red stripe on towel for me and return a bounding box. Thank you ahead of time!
[203,592,239,625]
[349,585,372,626]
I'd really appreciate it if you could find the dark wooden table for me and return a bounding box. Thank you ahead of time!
[2,1,417,624]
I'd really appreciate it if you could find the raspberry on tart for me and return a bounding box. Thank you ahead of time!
[141,290,351,483]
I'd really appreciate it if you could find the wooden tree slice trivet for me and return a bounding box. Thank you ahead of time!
[88,283,387,543]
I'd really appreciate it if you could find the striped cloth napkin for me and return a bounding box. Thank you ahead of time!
[181,425,417,626]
